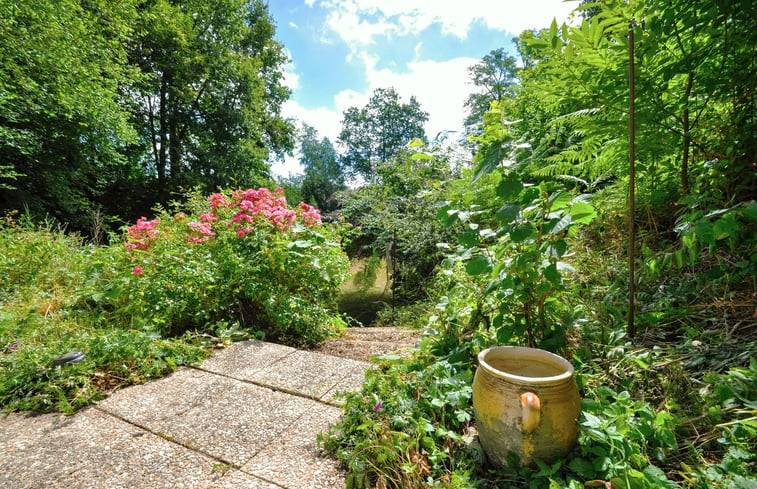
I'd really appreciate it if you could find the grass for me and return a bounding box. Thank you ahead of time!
[0,219,212,413]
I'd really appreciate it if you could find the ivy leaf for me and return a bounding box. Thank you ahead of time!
[466,255,492,276]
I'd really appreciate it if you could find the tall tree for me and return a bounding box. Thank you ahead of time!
[0,0,138,230]
[463,48,518,131]
[298,124,344,212]
[338,88,428,181]
[127,0,294,201]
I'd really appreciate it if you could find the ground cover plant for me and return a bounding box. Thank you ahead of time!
[0,189,349,412]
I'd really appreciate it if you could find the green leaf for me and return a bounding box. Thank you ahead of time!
[472,143,509,182]
[713,213,738,240]
[570,201,597,224]
[411,152,433,161]
[543,239,568,258]
[545,215,572,235]
[695,220,716,247]
[568,457,596,479]
[496,173,524,201]
[742,201,757,221]
[496,204,521,224]
[466,255,492,276]
[543,263,560,285]
[458,231,479,248]
[510,223,535,242]
[549,191,572,211]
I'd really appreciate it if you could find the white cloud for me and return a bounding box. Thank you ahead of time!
[281,52,300,91]
[273,53,481,178]
[357,53,478,140]
[318,0,579,46]
[288,21,299,29]
[271,99,345,177]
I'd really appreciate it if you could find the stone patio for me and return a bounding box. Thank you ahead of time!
[0,340,375,489]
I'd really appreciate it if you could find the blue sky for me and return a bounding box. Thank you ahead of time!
[267,0,579,176]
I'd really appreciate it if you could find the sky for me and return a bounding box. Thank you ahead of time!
[266,0,580,177]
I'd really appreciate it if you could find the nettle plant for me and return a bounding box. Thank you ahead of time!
[113,188,350,346]
[439,171,597,351]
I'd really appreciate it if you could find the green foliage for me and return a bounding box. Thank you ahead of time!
[0,189,349,412]
[298,124,345,212]
[111,188,350,345]
[0,217,207,413]
[322,354,478,489]
[0,0,295,235]
[464,48,518,131]
[327,2,756,485]
[127,0,294,199]
[338,88,429,181]
[337,147,459,304]
[0,0,139,231]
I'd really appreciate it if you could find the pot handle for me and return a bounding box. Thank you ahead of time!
[520,391,541,434]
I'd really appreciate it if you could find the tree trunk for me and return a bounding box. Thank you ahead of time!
[681,72,694,196]
[158,72,169,198]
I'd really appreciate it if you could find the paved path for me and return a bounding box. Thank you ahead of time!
[0,340,373,489]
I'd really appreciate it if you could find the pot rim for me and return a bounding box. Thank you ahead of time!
[477,346,574,386]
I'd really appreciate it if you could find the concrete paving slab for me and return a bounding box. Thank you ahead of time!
[0,408,226,489]
[206,470,282,489]
[1,341,375,489]
[247,350,371,400]
[322,367,368,406]
[98,368,315,466]
[199,340,296,380]
[243,403,345,489]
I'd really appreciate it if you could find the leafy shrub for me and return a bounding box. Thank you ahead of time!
[0,217,208,413]
[0,189,349,412]
[110,188,351,345]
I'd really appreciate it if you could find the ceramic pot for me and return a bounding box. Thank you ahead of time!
[472,346,580,468]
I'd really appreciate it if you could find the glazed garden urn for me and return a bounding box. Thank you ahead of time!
[472,346,581,468]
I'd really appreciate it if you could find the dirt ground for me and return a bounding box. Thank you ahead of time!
[309,327,421,362]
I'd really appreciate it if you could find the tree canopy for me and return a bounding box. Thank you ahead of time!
[463,48,518,131]
[0,0,293,233]
[338,87,428,182]
[0,0,138,230]
[298,124,344,212]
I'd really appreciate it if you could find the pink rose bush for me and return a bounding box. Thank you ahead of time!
[119,188,348,346]
[124,217,160,251]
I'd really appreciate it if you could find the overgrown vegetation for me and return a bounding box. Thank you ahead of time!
[0,189,349,412]
[322,0,756,487]
[1,0,755,487]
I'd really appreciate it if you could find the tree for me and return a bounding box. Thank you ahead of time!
[298,124,344,212]
[0,0,138,231]
[336,145,459,303]
[338,88,428,182]
[127,0,294,201]
[463,48,518,131]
